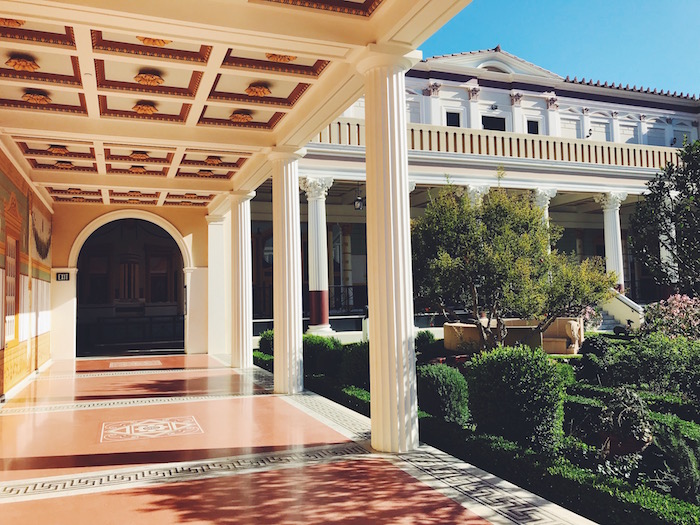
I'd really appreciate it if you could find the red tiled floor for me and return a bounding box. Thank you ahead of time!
[0,396,350,481]
[74,354,222,373]
[1,458,491,524]
[5,368,261,407]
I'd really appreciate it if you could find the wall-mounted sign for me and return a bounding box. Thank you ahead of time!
[56,272,70,282]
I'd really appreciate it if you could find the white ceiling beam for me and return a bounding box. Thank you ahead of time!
[72,25,102,118]
[166,146,186,178]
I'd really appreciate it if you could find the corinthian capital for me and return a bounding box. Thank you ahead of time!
[595,191,627,211]
[532,188,557,208]
[300,177,333,200]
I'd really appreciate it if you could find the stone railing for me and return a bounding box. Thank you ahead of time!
[313,118,680,170]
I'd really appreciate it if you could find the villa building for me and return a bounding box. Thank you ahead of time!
[0,0,697,456]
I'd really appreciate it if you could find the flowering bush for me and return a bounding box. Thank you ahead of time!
[642,294,700,340]
[582,306,603,332]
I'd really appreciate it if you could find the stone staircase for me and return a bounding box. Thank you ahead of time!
[596,309,620,332]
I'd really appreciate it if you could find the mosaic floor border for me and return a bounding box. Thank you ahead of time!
[0,442,369,503]
[35,367,225,380]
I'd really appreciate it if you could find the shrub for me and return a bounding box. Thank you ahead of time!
[579,333,612,357]
[642,294,700,340]
[303,334,343,376]
[555,362,576,387]
[259,329,274,355]
[415,330,436,353]
[416,364,469,425]
[465,345,564,452]
[640,428,700,505]
[341,342,369,389]
[598,387,653,459]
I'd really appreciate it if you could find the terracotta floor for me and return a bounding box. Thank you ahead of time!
[0,354,596,524]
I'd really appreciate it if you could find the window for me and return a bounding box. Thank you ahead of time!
[446,111,461,127]
[527,120,540,135]
[482,116,506,131]
[5,236,17,343]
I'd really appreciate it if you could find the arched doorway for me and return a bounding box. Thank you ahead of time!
[76,219,185,357]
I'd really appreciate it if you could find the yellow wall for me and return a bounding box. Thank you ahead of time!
[52,203,209,267]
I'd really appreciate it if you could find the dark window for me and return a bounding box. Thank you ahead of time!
[527,120,540,135]
[446,111,460,127]
[482,116,506,131]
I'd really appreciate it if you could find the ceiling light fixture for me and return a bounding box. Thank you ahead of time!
[198,169,214,177]
[129,151,150,161]
[128,165,147,173]
[136,36,172,47]
[22,90,51,105]
[47,145,69,155]
[354,182,365,211]
[245,82,271,97]
[54,161,73,169]
[6,55,39,72]
[229,110,253,123]
[0,18,25,27]
[132,101,158,115]
[133,71,164,86]
[204,156,223,165]
[265,53,297,63]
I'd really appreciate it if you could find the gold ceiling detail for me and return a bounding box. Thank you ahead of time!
[245,82,271,97]
[132,101,158,115]
[204,156,222,165]
[198,169,214,177]
[47,145,69,155]
[128,165,147,173]
[184,193,197,198]
[129,151,150,161]
[54,161,73,169]
[127,191,142,196]
[134,72,164,86]
[67,188,81,194]
[0,18,25,28]
[6,56,40,72]
[127,199,141,204]
[136,36,172,47]
[229,110,253,123]
[265,53,297,63]
[22,90,51,105]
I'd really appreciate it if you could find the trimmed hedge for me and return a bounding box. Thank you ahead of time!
[416,364,469,425]
[259,329,274,355]
[303,334,343,376]
[465,345,564,452]
[419,417,700,525]
[340,342,369,389]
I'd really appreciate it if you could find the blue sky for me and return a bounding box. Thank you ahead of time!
[422,0,700,97]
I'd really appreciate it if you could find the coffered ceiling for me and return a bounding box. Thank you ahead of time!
[0,0,471,211]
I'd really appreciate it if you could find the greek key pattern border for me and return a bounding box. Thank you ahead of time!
[0,394,244,416]
[0,442,369,503]
[35,367,223,380]
[286,392,371,441]
[396,448,596,525]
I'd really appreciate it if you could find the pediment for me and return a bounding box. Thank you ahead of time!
[424,47,562,80]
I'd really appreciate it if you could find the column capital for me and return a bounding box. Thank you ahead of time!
[532,188,557,208]
[268,147,307,163]
[595,191,628,211]
[467,184,490,205]
[228,191,256,205]
[205,214,225,225]
[354,44,422,75]
[300,177,333,200]
[408,181,417,193]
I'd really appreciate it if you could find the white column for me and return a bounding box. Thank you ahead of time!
[206,214,227,356]
[665,118,675,147]
[639,115,648,145]
[467,184,490,206]
[511,92,524,134]
[184,267,208,354]
[357,47,421,453]
[50,267,78,360]
[533,188,557,223]
[545,94,560,136]
[595,192,628,289]
[611,112,621,142]
[582,108,591,140]
[271,150,305,394]
[300,177,334,335]
[229,192,255,368]
[341,224,353,307]
[466,83,481,129]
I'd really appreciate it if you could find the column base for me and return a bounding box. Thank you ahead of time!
[306,324,335,336]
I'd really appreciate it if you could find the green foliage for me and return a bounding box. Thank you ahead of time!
[465,345,564,452]
[642,294,700,340]
[259,329,274,355]
[252,350,273,372]
[302,334,343,376]
[629,140,700,296]
[415,330,436,353]
[580,333,614,357]
[412,185,612,349]
[598,388,653,458]
[555,362,576,387]
[340,342,369,389]
[416,364,470,425]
